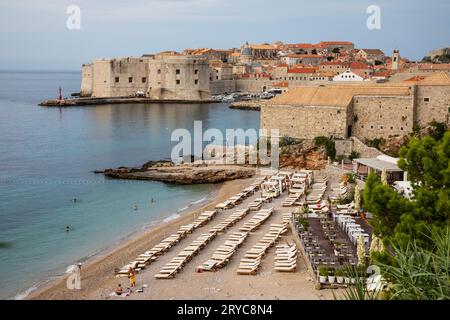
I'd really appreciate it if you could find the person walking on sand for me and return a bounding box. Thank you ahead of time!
[128,267,136,288]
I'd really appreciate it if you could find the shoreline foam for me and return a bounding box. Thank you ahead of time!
[27,179,245,300]
[14,187,220,300]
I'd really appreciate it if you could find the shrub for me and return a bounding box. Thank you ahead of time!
[428,120,447,141]
[296,214,309,230]
[280,135,302,147]
[377,227,450,300]
[345,172,357,184]
[318,266,328,276]
[314,136,336,160]
[364,138,385,150]
[338,190,354,205]
[335,268,345,277]
[349,151,360,160]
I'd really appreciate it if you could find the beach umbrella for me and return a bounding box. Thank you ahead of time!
[357,235,366,266]
[354,185,360,212]
[381,168,388,185]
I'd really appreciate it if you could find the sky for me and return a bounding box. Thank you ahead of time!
[0,0,449,70]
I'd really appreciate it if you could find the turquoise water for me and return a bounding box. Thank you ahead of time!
[0,71,260,299]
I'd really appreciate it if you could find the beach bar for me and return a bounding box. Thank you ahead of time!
[352,155,406,184]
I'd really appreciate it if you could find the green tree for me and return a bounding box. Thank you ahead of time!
[363,131,450,249]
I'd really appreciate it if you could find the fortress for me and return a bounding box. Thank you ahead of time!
[80,53,211,101]
[261,72,450,141]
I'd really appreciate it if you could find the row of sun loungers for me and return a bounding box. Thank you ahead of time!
[274,244,297,272]
[154,231,217,279]
[155,208,252,279]
[209,209,250,233]
[281,194,301,207]
[306,180,328,204]
[237,222,288,275]
[118,178,265,277]
[329,182,350,202]
[115,209,220,276]
[196,232,250,272]
[335,201,357,215]
[215,182,261,211]
[239,208,274,233]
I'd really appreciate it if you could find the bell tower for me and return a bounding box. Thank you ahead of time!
[392,49,400,70]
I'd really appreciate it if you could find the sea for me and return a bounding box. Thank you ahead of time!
[0,71,260,299]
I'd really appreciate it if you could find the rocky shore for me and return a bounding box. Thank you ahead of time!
[100,160,255,184]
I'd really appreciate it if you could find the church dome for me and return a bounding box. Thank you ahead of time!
[241,47,252,56]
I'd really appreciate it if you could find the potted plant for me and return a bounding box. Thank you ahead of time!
[328,267,336,284]
[318,266,328,284]
[335,268,344,284]
[358,265,367,283]
[344,269,351,284]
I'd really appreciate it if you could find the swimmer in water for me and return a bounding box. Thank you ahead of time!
[66,226,70,232]
[133,205,138,211]
[151,198,154,203]
[72,197,78,203]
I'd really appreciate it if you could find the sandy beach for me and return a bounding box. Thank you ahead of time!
[30,176,334,300]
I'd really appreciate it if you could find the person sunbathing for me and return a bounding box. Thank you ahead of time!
[115,284,123,296]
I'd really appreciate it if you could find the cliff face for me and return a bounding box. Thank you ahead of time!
[279,140,327,170]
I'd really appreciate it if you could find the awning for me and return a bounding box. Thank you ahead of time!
[353,158,403,172]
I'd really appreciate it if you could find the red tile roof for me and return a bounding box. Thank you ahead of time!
[288,67,317,74]
[321,61,349,66]
[349,61,371,69]
[319,41,354,46]
[287,54,322,59]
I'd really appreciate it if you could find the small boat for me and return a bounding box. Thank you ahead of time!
[222,95,235,103]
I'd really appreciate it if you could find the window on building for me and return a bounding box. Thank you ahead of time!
[216,76,219,80]
[391,126,393,130]
[128,77,133,83]
[400,127,404,131]
[195,69,199,75]
[370,125,374,129]
[176,69,180,75]
[115,77,119,83]
[142,77,146,83]
[195,79,198,85]
[424,97,430,102]
[157,69,161,74]
[176,79,180,85]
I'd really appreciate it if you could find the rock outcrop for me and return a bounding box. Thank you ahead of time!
[101,161,255,185]
[279,140,327,170]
